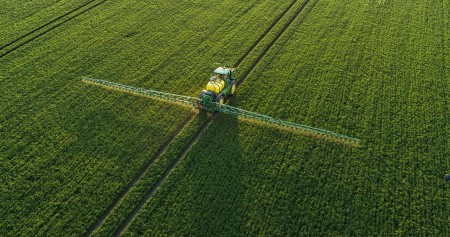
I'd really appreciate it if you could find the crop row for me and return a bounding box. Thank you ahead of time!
[0,0,299,235]
[0,0,95,47]
[122,0,449,236]
[0,0,108,58]
[91,113,210,236]
[88,0,316,235]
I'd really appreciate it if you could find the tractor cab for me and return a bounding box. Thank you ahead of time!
[213,67,235,80]
[199,67,237,111]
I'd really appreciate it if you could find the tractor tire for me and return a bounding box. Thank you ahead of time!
[215,94,224,105]
[229,81,236,96]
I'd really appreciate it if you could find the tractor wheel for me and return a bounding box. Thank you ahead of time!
[215,94,224,105]
[229,82,236,96]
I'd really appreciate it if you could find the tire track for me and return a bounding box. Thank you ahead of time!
[233,0,298,67]
[114,114,217,236]
[237,0,314,86]
[0,0,108,59]
[86,2,305,235]
[0,0,98,50]
[84,111,196,236]
[114,0,317,235]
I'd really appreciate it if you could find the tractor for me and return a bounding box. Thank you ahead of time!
[198,67,236,111]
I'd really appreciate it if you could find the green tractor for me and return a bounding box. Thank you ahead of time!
[199,67,236,111]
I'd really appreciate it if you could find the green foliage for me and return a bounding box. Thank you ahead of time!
[0,0,93,45]
[2,0,449,236]
[92,113,209,237]
[0,0,297,236]
[122,0,450,236]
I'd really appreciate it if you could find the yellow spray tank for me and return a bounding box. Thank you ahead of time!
[206,78,225,94]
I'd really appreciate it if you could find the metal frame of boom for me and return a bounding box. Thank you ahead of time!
[81,77,361,145]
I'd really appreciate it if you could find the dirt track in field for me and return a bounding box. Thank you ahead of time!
[111,0,319,235]
[0,0,108,58]
[233,0,299,67]
[114,113,217,236]
[237,0,316,86]
[84,111,196,236]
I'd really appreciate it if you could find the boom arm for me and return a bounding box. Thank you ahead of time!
[81,77,361,146]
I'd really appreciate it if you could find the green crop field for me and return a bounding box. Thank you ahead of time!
[0,0,87,44]
[1,0,448,236]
